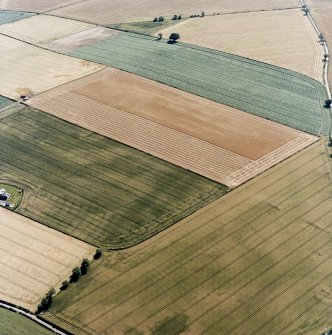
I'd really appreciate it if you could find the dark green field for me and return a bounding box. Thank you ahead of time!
[70,32,328,135]
[0,108,226,248]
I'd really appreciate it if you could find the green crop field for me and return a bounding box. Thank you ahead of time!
[0,96,13,110]
[0,108,226,248]
[0,308,54,335]
[0,11,34,25]
[70,32,328,136]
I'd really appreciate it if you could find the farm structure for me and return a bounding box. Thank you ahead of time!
[0,15,94,45]
[45,140,332,335]
[0,207,95,312]
[0,35,103,100]
[29,68,318,188]
[49,0,300,25]
[0,307,55,335]
[0,107,226,248]
[0,10,34,25]
[69,32,328,135]
[0,0,80,12]
[158,9,324,81]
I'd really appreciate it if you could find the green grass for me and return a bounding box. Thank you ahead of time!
[0,308,54,335]
[0,11,34,25]
[70,32,328,136]
[0,108,226,248]
[108,19,185,35]
[0,184,23,210]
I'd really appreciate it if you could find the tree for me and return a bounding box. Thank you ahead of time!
[94,248,103,260]
[157,32,163,40]
[37,288,55,314]
[201,11,205,17]
[158,16,164,22]
[169,33,180,43]
[70,267,81,283]
[324,99,332,108]
[60,280,69,290]
[178,15,182,20]
[81,258,90,275]
[153,17,158,22]
[172,14,178,20]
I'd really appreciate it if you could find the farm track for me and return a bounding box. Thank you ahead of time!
[46,141,332,335]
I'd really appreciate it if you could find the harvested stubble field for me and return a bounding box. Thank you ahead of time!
[307,0,332,86]
[0,14,93,45]
[0,10,34,24]
[0,308,54,335]
[69,32,328,135]
[29,68,318,188]
[49,0,300,25]
[158,9,323,81]
[45,140,332,335]
[0,108,226,248]
[0,207,95,312]
[0,35,103,99]
[0,0,80,12]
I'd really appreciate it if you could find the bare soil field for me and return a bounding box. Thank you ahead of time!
[45,26,118,53]
[0,35,103,99]
[0,14,93,45]
[0,207,95,312]
[159,9,323,81]
[306,0,332,86]
[49,0,300,25]
[0,0,79,12]
[45,140,332,335]
[29,68,317,188]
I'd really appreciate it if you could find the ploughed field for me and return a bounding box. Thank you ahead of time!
[0,35,103,100]
[48,0,300,25]
[45,140,332,335]
[29,68,318,188]
[0,10,34,24]
[0,0,80,12]
[158,9,323,81]
[0,107,226,248]
[0,307,55,335]
[69,32,328,135]
[0,207,95,312]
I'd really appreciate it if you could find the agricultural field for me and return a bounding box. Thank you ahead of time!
[0,96,13,110]
[0,35,103,99]
[44,140,332,335]
[0,14,94,45]
[0,10,34,24]
[307,0,332,86]
[49,0,300,25]
[29,68,317,188]
[0,0,80,12]
[0,107,226,248]
[69,32,328,135]
[0,207,95,312]
[0,308,55,335]
[158,9,324,81]
[45,27,118,53]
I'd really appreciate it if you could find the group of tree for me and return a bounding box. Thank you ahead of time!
[153,16,164,22]
[37,248,104,313]
[190,11,205,18]
[171,14,182,20]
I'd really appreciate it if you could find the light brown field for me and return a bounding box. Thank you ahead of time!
[0,0,79,12]
[307,0,332,86]
[0,35,104,99]
[28,68,317,188]
[0,15,93,45]
[45,140,332,335]
[0,208,95,312]
[158,9,323,81]
[45,26,118,53]
[49,0,300,25]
